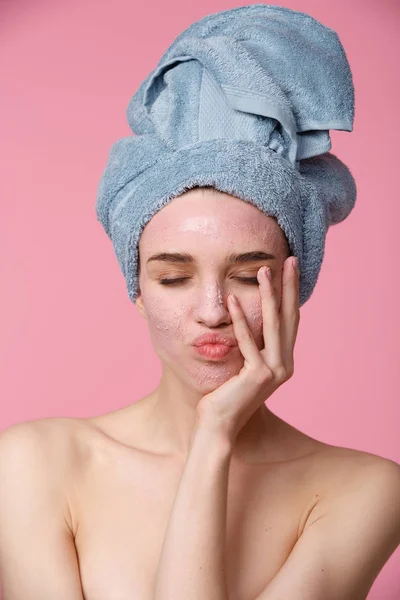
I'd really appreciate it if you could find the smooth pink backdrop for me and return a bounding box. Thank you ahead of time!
[1,0,399,597]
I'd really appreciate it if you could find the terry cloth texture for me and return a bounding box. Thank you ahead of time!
[95,3,357,307]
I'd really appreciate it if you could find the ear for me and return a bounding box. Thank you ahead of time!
[135,291,147,320]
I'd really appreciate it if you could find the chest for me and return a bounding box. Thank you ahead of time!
[72,448,314,600]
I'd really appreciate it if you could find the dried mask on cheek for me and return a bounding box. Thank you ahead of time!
[142,292,188,361]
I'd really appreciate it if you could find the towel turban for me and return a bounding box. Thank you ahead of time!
[95,3,357,307]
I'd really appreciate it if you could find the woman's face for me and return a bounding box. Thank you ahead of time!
[136,188,290,394]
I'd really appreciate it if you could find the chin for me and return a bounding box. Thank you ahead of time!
[187,362,242,396]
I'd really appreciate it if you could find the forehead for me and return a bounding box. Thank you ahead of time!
[140,188,282,247]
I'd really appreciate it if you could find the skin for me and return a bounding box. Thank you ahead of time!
[0,186,399,599]
[149,207,301,599]
[131,186,400,599]
[133,186,293,463]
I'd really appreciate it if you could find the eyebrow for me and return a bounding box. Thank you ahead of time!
[147,250,276,265]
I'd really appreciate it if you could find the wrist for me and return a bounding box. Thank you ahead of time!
[192,416,234,457]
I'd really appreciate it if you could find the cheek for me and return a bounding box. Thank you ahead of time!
[142,293,187,358]
[243,295,263,339]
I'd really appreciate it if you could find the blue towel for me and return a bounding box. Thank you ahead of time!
[96,3,357,307]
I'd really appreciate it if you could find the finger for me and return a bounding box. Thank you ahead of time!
[257,265,283,372]
[227,293,265,369]
[280,256,300,371]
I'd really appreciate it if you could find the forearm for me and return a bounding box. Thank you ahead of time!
[153,421,233,600]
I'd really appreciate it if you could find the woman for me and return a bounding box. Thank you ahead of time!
[0,5,399,600]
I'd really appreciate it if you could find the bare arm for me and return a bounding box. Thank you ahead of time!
[153,420,232,600]
[0,422,85,600]
[151,257,400,600]
[253,457,400,600]
[154,421,400,600]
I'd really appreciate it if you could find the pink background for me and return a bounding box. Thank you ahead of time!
[1,0,399,597]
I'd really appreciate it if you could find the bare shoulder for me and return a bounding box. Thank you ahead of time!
[339,445,400,501]
[0,416,89,456]
[0,416,103,472]
[0,417,94,530]
[318,443,400,481]
[303,442,400,531]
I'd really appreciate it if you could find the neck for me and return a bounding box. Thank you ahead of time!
[135,369,285,464]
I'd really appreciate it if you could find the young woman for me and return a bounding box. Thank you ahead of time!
[1,184,399,599]
[1,5,399,600]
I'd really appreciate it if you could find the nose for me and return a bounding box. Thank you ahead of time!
[195,281,231,327]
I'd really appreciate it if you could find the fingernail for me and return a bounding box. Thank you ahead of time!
[292,257,298,272]
[265,267,272,280]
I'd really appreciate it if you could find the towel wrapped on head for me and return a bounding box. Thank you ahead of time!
[96,3,357,307]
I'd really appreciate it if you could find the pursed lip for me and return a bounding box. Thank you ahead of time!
[192,333,237,347]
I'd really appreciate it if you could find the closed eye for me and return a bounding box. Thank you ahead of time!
[158,277,259,286]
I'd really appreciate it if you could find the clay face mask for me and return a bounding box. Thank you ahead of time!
[137,188,288,394]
